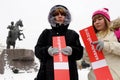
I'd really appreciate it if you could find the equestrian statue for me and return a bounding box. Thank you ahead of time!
[6,19,25,49]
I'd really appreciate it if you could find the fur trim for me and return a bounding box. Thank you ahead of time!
[48,5,71,27]
[110,17,120,30]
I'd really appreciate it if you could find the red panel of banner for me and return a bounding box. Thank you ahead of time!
[53,36,70,80]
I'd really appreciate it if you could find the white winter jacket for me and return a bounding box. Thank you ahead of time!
[83,30,120,80]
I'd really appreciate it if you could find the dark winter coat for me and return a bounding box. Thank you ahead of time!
[34,5,83,80]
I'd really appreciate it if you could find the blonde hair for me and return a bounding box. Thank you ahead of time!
[92,14,110,37]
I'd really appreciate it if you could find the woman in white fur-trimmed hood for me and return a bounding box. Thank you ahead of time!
[34,5,83,80]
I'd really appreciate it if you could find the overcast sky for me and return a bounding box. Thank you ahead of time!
[0,0,120,50]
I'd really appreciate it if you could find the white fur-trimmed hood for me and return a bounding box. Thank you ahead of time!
[48,5,71,27]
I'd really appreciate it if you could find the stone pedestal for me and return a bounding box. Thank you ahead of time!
[4,49,34,61]
[0,52,4,74]
[0,49,37,74]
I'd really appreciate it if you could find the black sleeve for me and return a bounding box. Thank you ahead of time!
[70,33,83,60]
[34,29,52,61]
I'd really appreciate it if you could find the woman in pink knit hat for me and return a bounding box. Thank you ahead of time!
[83,8,120,80]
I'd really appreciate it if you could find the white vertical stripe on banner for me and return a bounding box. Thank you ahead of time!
[91,59,107,69]
[54,62,69,69]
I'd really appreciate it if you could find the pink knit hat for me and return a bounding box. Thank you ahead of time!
[92,8,110,21]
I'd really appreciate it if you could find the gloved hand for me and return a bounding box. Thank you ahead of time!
[48,46,59,56]
[61,46,72,56]
[92,40,104,51]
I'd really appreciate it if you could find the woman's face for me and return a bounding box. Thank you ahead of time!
[55,13,65,24]
[93,16,106,31]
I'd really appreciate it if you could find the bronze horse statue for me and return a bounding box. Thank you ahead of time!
[6,20,25,49]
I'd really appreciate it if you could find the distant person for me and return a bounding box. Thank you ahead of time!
[34,5,83,80]
[81,60,90,69]
[83,8,120,80]
[110,17,120,42]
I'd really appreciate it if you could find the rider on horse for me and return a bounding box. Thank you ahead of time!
[6,20,25,49]
[7,21,24,41]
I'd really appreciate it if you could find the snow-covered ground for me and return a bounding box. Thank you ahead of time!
[0,71,37,80]
[78,69,89,80]
[0,56,90,80]
[0,69,89,80]
[0,57,90,80]
[0,55,90,80]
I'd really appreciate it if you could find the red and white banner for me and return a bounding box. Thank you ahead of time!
[53,36,70,80]
[79,26,113,80]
